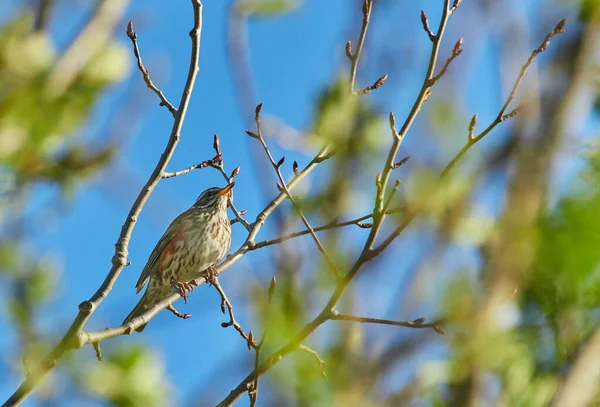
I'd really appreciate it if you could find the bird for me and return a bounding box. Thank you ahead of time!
[123,183,234,332]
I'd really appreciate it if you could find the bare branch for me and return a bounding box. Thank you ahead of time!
[355,74,388,95]
[126,20,177,116]
[440,19,567,178]
[348,0,374,92]
[420,10,436,42]
[162,154,222,178]
[215,2,455,405]
[2,2,204,405]
[212,277,255,347]
[249,104,343,281]
[429,37,463,85]
[210,134,251,231]
[331,310,442,332]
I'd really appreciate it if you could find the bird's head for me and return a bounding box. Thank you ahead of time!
[193,182,234,211]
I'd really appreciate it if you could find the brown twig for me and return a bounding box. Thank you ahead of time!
[215,2,455,404]
[212,277,255,346]
[347,0,374,93]
[1,2,204,406]
[126,20,177,116]
[355,74,388,95]
[210,134,251,231]
[248,103,343,281]
[331,310,443,333]
[429,37,463,85]
[440,19,567,178]
[162,154,222,178]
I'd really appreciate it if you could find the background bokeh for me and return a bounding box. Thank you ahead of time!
[1,0,599,406]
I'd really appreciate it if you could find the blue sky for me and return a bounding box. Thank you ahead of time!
[0,0,584,405]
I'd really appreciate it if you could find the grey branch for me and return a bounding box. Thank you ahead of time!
[2,2,204,406]
[126,20,177,116]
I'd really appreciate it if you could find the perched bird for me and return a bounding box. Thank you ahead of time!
[123,183,234,332]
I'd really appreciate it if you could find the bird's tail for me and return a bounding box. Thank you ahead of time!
[123,294,149,333]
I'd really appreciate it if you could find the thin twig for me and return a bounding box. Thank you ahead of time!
[331,310,443,333]
[162,154,221,178]
[348,0,374,93]
[210,134,251,231]
[251,214,374,250]
[440,18,567,178]
[249,104,343,281]
[215,2,456,404]
[212,277,255,346]
[1,2,204,406]
[126,20,177,116]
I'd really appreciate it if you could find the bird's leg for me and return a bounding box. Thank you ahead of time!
[205,265,218,286]
[170,276,194,303]
[167,304,192,319]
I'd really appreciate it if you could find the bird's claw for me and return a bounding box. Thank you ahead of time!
[205,265,218,286]
[167,304,192,319]
[170,277,194,303]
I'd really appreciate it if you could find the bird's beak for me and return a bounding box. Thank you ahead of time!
[218,182,235,196]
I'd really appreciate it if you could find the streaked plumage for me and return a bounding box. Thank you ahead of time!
[123,183,234,332]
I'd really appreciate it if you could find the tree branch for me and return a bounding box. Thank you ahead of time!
[126,20,178,116]
[212,277,255,346]
[347,0,374,93]
[330,310,443,333]
[1,2,204,406]
[440,18,567,178]
[214,2,457,404]
[248,104,343,281]
[162,154,222,178]
[210,134,251,231]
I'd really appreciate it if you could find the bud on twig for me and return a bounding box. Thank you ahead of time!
[389,111,396,130]
[245,130,259,139]
[392,156,410,169]
[213,134,222,156]
[126,20,136,39]
[453,38,463,57]
[276,156,285,169]
[356,222,373,229]
[411,317,427,325]
[255,103,263,120]
[276,182,284,192]
[434,325,445,335]
[450,0,462,14]
[468,114,477,140]
[554,18,567,33]
[345,40,353,59]
[420,10,435,42]
[501,105,522,121]
[247,330,255,350]
[230,166,240,179]
[293,160,299,175]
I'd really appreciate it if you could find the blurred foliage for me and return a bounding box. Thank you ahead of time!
[235,0,301,17]
[75,346,170,407]
[0,13,121,188]
[0,5,140,406]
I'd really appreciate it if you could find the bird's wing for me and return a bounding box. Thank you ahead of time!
[134,209,192,293]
